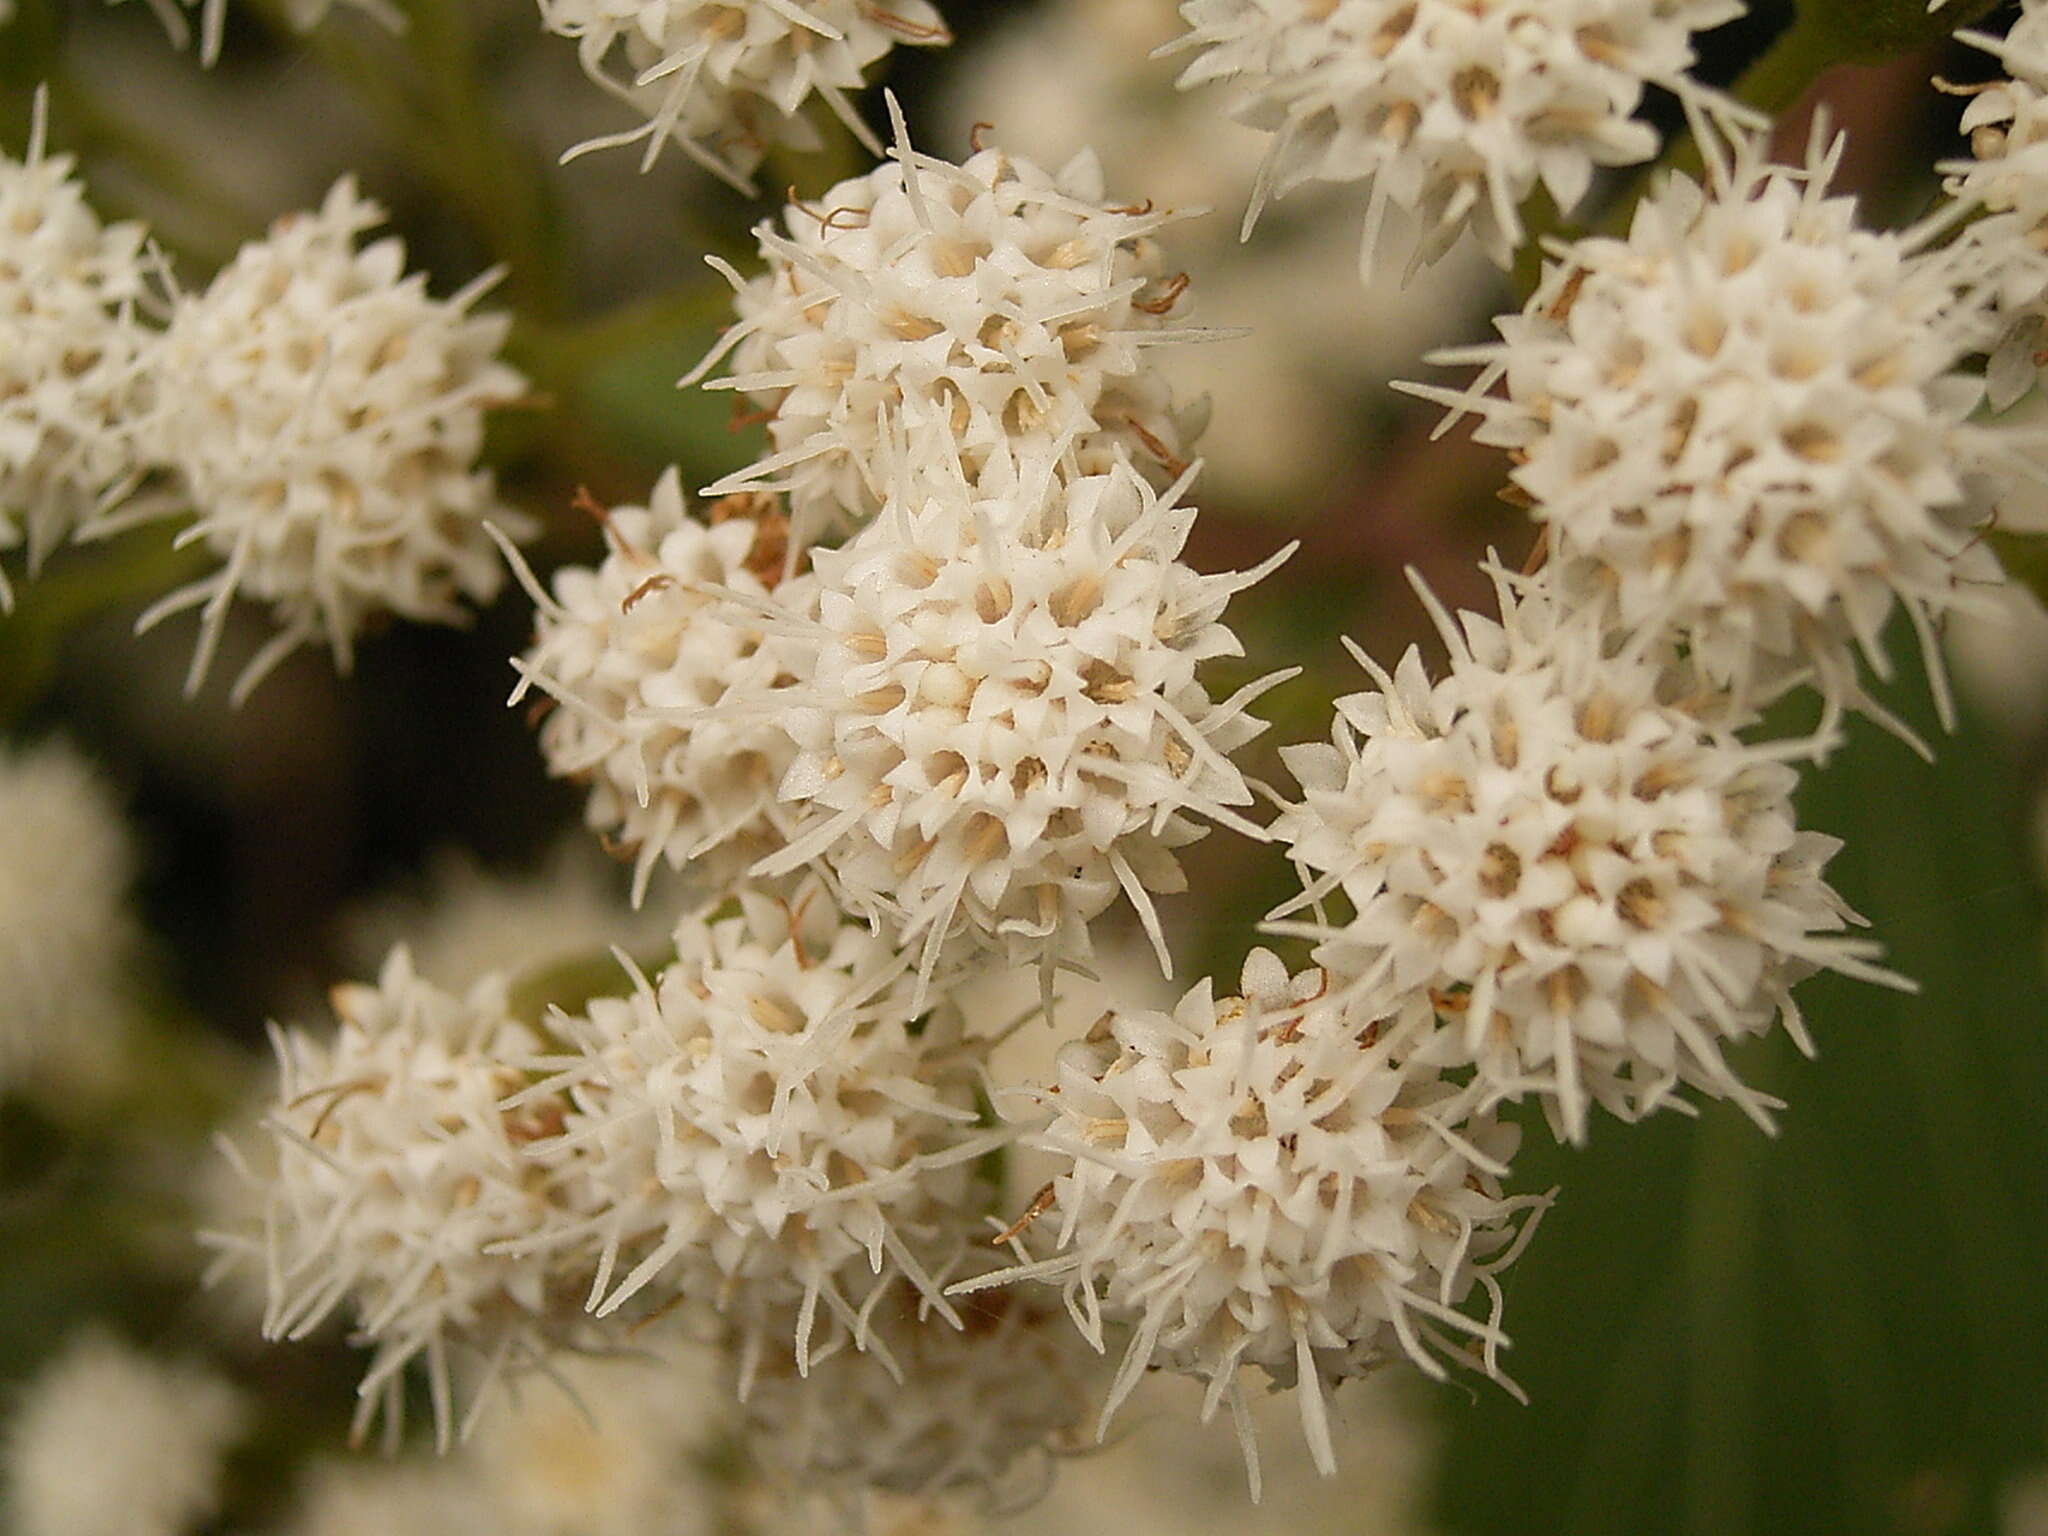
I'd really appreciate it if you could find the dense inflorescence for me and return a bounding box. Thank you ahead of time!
[1168,0,1750,276]
[525,879,1006,1361]
[979,950,1536,1484]
[537,0,951,184]
[761,456,1290,983]
[134,178,530,702]
[694,125,1210,552]
[1271,573,1894,1140]
[0,106,154,606]
[245,949,589,1449]
[515,471,812,903]
[1408,130,2004,736]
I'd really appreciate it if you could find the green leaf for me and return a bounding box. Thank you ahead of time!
[1432,675,2048,1536]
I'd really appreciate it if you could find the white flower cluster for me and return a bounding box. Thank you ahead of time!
[1272,575,1893,1140]
[694,124,1210,550]
[530,878,1003,1350]
[135,178,530,702]
[763,460,1286,980]
[0,103,154,608]
[199,15,2037,1511]
[1167,0,1750,276]
[516,127,1280,991]
[514,472,811,903]
[243,947,588,1449]
[986,949,1536,1484]
[538,0,951,185]
[0,114,531,702]
[226,876,1103,1496]
[1409,128,2003,736]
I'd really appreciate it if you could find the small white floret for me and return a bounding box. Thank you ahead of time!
[756,456,1291,988]
[977,950,1537,1485]
[245,947,589,1450]
[529,876,1005,1365]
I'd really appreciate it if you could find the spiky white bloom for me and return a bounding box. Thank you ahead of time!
[972,950,1533,1485]
[1945,2,2048,410]
[1409,129,2004,734]
[0,103,155,608]
[692,123,1211,551]
[757,458,1291,984]
[511,473,812,904]
[1167,0,1749,276]
[527,877,1005,1360]
[123,177,529,704]
[246,947,588,1450]
[1271,573,1901,1141]
[539,0,950,186]
[2,1330,245,1536]
[735,1276,1101,1501]
[0,738,137,1101]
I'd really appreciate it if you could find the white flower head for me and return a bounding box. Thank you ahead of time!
[735,1274,1102,1501]
[539,0,951,187]
[2,1330,245,1536]
[973,949,1534,1488]
[1272,570,1903,1141]
[0,99,155,607]
[1410,127,2005,738]
[0,738,137,1102]
[511,473,813,905]
[755,455,1292,988]
[692,114,1211,553]
[127,178,531,704]
[532,876,1005,1365]
[244,947,587,1451]
[1166,0,1751,277]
